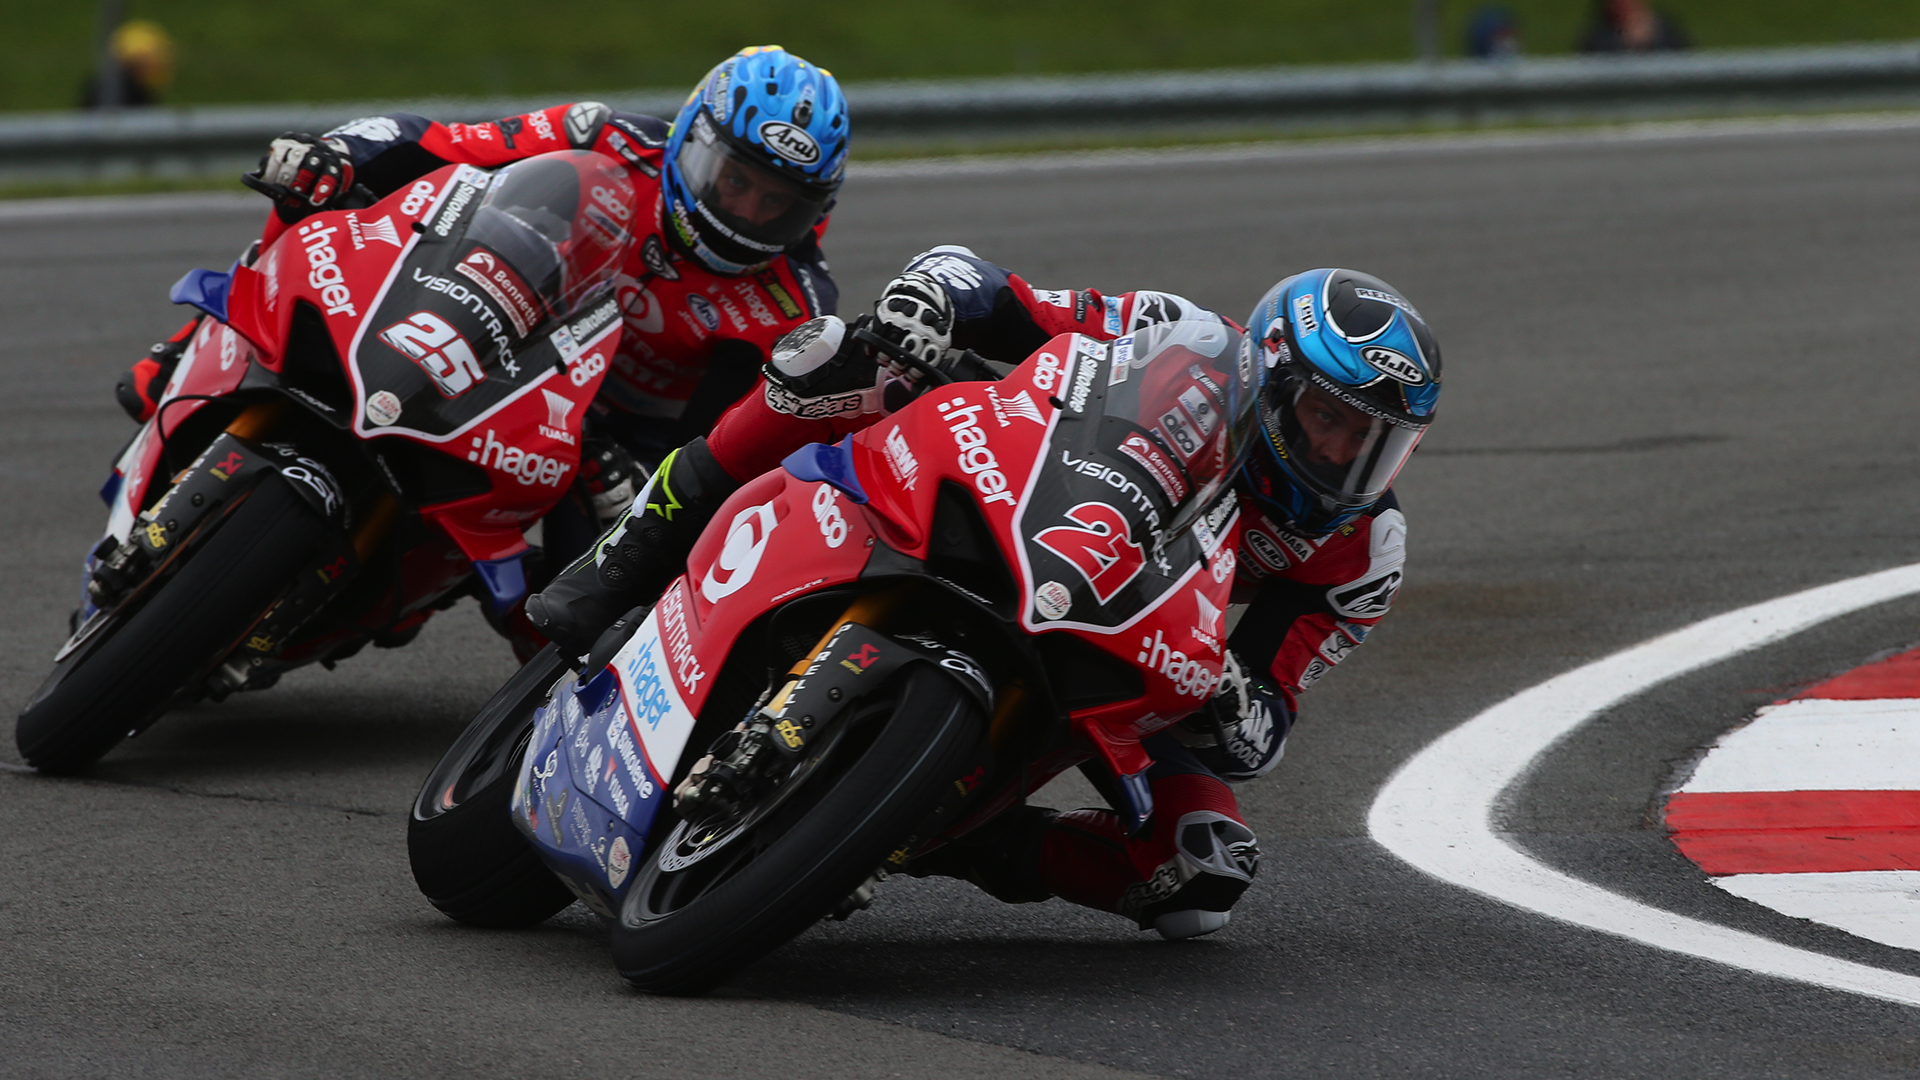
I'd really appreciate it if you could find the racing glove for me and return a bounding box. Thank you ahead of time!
[1169,651,1294,782]
[763,314,910,420]
[870,271,956,374]
[250,133,356,222]
[576,437,648,530]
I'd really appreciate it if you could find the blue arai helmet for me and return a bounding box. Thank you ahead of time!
[662,46,849,275]
[1243,269,1441,535]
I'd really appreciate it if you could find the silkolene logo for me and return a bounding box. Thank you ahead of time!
[380,311,484,397]
[1033,501,1146,604]
[467,427,573,487]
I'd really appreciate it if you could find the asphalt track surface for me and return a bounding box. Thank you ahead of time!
[6,116,1920,1078]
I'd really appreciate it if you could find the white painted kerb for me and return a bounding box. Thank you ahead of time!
[1367,562,1920,1007]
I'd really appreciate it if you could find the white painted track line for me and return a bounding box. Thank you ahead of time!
[1367,562,1920,1007]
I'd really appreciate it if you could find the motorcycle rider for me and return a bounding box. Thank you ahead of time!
[116,45,847,561]
[528,246,1441,940]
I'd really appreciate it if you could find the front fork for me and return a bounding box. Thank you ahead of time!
[78,401,398,687]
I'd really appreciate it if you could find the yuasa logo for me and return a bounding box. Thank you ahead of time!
[539,388,577,446]
[1034,501,1146,604]
[1135,629,1219,699]
[935,398,1017,507]
[988,387,1046,427]
[467,429,573,487]
[701,501,778,602]
[296,221,356,317]
[381,311,484,397]
[1193,589,1224,653]
[758,120,821,165]
[347,213,403,250]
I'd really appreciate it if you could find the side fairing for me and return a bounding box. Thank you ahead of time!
[847,332,1238,744]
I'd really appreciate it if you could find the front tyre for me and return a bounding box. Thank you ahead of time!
[408,643,578,928]
[16,476,323,773]
[611,665,986,995]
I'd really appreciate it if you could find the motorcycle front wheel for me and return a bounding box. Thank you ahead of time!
[407,643,579,928]
[610,664,987,995]
[16,475,323,773]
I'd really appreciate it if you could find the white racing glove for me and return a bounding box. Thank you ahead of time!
[870,271,956,377]
[1171,651,1293,782]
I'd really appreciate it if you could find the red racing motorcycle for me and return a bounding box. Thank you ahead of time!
[17,150,638,773]
[409,315,1259,993]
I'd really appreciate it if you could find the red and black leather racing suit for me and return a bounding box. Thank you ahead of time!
[705,247,1409,928]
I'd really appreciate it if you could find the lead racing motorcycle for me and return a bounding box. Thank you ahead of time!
[17,150,638,773]
[409,315,1259,994]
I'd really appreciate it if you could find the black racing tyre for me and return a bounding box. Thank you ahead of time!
[408,643,578,928]
[611,664,987,995]
[16,476,324,774]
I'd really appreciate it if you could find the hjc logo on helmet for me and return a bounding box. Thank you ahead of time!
[757,121,820,165]
[1360,346,1428,386]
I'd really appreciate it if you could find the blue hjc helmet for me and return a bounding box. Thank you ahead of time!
[662,46,848,275]
[1242,268,1441,535]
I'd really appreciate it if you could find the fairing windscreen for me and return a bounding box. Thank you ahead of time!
[463,151,635,322]
[675,135,831,257]
[1097,319,1258,541]
[1266,370,1424,511]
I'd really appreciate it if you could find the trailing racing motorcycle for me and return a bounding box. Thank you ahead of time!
[16,150,638,773]
[409,315,1260,993]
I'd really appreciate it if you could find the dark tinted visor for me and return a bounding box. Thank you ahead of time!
[675,136,831,256]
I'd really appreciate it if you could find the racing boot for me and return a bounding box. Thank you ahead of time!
[906,804,1058,903]
[525,437,739,656]
[116,317,201,423]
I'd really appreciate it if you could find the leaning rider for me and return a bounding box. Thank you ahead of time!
[526,247,1443,940]
[116,44,847,571]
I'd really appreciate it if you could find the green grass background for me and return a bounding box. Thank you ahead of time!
[6,1,1920,112]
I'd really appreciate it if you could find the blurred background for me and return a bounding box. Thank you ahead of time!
[16,0,1920,112]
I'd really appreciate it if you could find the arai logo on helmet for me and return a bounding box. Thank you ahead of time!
[758,121,821,165]
[1361,346,1428,386]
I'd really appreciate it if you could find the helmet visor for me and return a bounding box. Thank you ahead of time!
[675,135,832,256]
[1267,371,1425,511]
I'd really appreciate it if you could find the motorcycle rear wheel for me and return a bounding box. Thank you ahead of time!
[610,664,986,995]
[408,643,579,928]
[16,476,323,773]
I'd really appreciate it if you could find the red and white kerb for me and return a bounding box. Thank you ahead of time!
[1667,647,1920,952]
